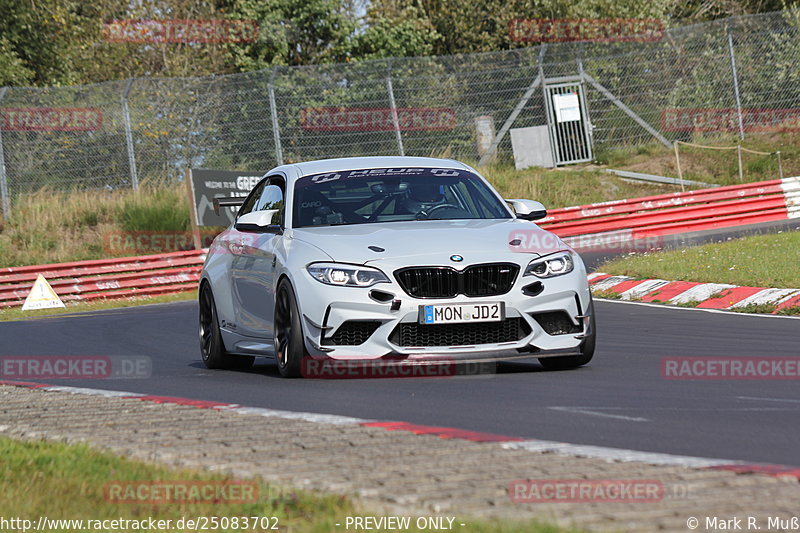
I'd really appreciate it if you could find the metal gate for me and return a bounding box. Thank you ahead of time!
[543,80,593,165]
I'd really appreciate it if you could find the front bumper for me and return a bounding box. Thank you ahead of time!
[295,258,592,361]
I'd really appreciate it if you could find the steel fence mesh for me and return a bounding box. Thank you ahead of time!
[2,9,800,212]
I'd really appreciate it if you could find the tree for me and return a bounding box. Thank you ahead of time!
[220,0,359,70]
[0,36,34,86]
[361,0,675,56]
[348,5,441,59]
[0,0,96,86]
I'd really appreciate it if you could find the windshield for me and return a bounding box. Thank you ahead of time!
[292,167,512,228]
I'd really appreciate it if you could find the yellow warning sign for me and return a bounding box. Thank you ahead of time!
[22,274,66,311]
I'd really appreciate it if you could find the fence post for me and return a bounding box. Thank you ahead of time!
[0,87,10,219]
[122,79,139,191]
[539,45,558,164]
[727,24,745,141]
[268,69,284,166]
[576,42,595,150]
[386,61,405,156]
[673,142,685,193]
[477,52,544,166]
[737,143,744,181]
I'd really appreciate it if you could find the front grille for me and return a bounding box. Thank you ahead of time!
[395,263,519,298]
[531,311,582,335]
[389,318,531,347]
[395,268,459,298]
[322,321,382,346]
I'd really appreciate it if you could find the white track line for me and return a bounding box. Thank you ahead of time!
[737,396,800,404]
[548,406,649,422]
[501,440,738,468]
[43,386,145,398]
[225,405,372,425]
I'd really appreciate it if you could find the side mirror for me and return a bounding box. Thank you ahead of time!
[235,210,282,233]
[506,199,547,221]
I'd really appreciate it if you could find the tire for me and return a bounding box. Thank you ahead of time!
[538,297,596,371]
[199,282,254,370]
[274,280,307,378]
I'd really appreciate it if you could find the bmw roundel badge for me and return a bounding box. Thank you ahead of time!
[450,254,463,262]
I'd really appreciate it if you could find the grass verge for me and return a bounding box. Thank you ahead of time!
[595,132,800,186]
[595,231,800,314]
[598,231,800,289]
[0,291,196,322]
[0,436,573,533]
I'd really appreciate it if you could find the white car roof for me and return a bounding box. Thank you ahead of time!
[280,156,471,178]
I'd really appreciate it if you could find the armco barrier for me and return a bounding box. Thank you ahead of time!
[0,177,798,308]
[539,176,800,241]
[0,250,205,308]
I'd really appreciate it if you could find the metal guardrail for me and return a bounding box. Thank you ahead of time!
[605,169,718,189]
[540,177,799,239]
[0,250,204,308]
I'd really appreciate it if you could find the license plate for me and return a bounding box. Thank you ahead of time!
[419,302,505,324]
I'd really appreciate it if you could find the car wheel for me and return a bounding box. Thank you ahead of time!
[199,282,254,370]
[538,298,596,371]
[274,280,306,378]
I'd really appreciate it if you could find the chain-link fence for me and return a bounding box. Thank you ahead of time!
[2,9,800,216]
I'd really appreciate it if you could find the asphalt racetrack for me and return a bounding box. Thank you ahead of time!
[2,298,798,467]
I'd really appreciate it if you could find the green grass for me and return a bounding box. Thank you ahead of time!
[596,132,799,187]
[480,165,671,207]
[118,187,191,233]
[0,436,575,533]
[0,182,196,268]
[0,291,196,322]
[598,231,800,289]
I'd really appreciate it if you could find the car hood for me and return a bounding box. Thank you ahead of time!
[290,218,567,266]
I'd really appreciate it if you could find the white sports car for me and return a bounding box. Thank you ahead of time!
[199,156,595,377]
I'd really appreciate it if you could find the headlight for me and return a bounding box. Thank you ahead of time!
[307,263,390,287]
[524,251,574,278]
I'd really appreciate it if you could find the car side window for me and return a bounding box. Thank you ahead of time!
[256,176,285,227]
[237,178,268,218]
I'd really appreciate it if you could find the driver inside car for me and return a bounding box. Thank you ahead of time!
[399,182,447,217]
